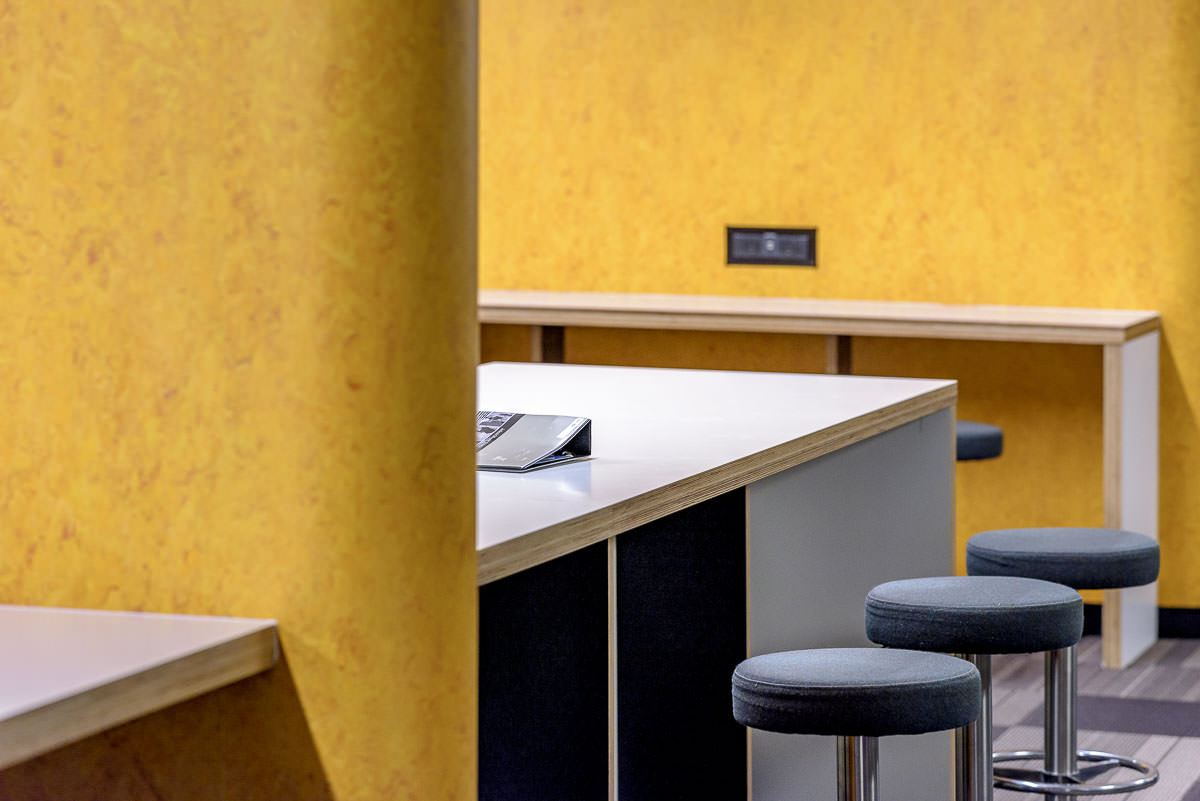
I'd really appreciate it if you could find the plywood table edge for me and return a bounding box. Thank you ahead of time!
[476,383,955,585]
[0,622,278,770]
[478,290,1161,345]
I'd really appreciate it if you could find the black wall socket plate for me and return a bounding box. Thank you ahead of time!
[727,227,816,267]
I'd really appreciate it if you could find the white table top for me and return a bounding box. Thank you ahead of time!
[0,606,277,769]
[477,363,956,583]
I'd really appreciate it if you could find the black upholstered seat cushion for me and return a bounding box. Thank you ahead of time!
[732,648,979,737]
[865,576,1082,655]
[956,420,1004,461]
[966,528,1159,590]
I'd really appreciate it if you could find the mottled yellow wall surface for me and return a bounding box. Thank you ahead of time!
[479,1,1200,605]
[0,3,476,800]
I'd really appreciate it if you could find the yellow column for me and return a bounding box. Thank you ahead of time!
[0,2,476,799]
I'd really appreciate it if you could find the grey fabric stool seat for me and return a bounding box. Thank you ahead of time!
[865,576,1083,801]
[967,528,1161,797]
[957,420,1004,461]
[732,648,981,801]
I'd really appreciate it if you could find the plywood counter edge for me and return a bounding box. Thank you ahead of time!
[476,382,955,585]
[478,290,1161,345]
[0,615,278,770]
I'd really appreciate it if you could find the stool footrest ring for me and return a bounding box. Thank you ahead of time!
[993,750,1158,796]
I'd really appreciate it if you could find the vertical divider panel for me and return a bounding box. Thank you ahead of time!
[825,334,854,374]
[1103,332,1159,668]
[530,325,566,363]
[479,541,609,801]
[608,536,618,801]
[616,490,748,801]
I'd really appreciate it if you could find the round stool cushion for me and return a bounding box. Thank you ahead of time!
[957,420,1004,461]
[732,647,980,737]
[866,576,1082,655]
[966,528,1159,590]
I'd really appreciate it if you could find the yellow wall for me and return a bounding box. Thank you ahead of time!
[0,3,476,799]
[479,1,1200,605]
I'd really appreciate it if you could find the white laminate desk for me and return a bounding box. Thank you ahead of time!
[476,363,957,801]
[479,289,1162,668]
[0,606,278,769]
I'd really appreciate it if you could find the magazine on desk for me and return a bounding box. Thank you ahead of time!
[476,411,592,472]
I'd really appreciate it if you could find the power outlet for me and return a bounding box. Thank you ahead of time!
[727,227,816,267]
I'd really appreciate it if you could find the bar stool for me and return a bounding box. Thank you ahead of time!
[957,420,1003,461]
[864,576,1083,801]
[732,647,981,801]
[966,527,1160,796]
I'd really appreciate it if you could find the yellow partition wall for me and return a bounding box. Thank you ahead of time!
[0,3,476,799]
[480,0,1200,605]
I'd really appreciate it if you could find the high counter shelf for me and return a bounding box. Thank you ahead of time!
[479,290,1162,668]
[479,289,1159,347]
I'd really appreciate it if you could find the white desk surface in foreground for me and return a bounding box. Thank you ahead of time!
[0,606,278,769]
[477,362,956,584]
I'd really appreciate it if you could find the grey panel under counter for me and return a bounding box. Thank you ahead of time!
[748,408,955,801]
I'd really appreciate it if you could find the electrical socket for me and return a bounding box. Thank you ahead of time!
[727,227,816,267]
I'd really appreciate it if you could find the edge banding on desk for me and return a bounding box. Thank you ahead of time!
[0,607,279,770]
[477,382,955,585]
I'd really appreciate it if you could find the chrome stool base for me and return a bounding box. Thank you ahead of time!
[992,646,1159,798]
[993,749,1159,796]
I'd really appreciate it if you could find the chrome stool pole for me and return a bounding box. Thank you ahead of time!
[1045,645,1078,798]
[954,654,992,801]
[838,735,880,801]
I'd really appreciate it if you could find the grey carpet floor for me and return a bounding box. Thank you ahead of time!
[992,637,1200,801]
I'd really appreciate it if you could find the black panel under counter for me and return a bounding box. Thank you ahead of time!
[478,541,609,801]
[617,489,748,801]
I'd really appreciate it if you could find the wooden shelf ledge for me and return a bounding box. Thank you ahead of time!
[479,289,1161,345]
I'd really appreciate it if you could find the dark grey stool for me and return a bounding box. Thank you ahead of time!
[957,420,1004,461]
[865,576,1083,801]
[967,528,1161,797]
[732,648,981,801]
